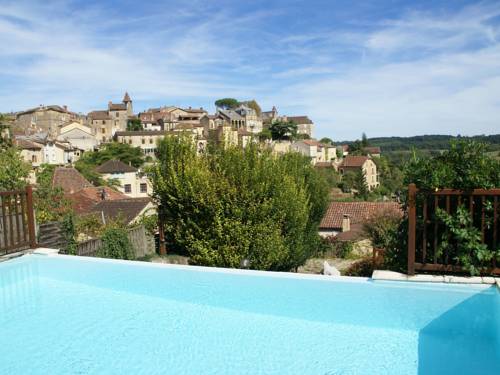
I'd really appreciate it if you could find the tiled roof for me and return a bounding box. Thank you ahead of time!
[363,146,381,154]
[88,110,111,120]
[15,138,42,150]
[320,201,402,230]
[287,116,312,124]
[108,103,127,111]
[315,162,333,168]
[95,159,138,174]
[90,198,151,224]
[67,186,127,214]
[52,167,93,194]
[115,130,171,136]
[340,155,369,168]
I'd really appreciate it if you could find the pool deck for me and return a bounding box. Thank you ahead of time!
[3,247,500,290]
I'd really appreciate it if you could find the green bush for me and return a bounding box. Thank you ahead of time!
[97,227,134,260]
[149,136,329,271]
[319,236,353,258]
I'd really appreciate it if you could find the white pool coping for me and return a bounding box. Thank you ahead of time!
[12,249,500,290]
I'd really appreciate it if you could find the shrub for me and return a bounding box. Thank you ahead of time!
[97,227,134,260]
[150,136,329,271]
[319,236,353,258]
[362,209,402,250]
[344,257,374,277]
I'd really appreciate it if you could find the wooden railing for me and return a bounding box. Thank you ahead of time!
[0,186,36,255]
[407,183,500,275]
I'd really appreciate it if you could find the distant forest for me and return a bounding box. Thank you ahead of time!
[340,134,500,165]
[365,134,500,152]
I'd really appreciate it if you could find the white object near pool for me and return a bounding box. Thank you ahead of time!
[0,254,498,375]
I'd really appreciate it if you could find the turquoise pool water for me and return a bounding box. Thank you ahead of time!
[0,255,498,375]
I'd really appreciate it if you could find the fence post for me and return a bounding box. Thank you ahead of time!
[25,185,37,249]
[407,183,417,275]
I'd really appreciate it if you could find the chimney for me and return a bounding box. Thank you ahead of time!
[63,105,68,111]
[342,215,350,232]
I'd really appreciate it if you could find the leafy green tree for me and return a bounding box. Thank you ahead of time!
[149,136,329,271]
[34,164,71,223]
[75,142,144,185]
[127,118,143,131]
[215,98,239,110]
[404,140,500,190]
[97,227,134,260]
[373,156,403,196]
[361,133,369,148]
[269,120,297,141]
[0,147,30,191]
[244,99,262,116]
[320,137,334,145]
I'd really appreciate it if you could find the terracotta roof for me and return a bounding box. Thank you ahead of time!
[363,146,381,154]
[335,223,366,241]
[88,110,111,120]
[67,186,127,214]
[15,138,42,150]
[320,201,402,230]
[16,105,69,116]
[52,167,92,194]
[90,198,151,224]
[95,160,138,174]
[301,139,324,147]
[287,116,312,124]
[123,92,131,103]
[115,130,171,136]
[315,162,333,168]
[108,103,127,111]
[340,155,369,168]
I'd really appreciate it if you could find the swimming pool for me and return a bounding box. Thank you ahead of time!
[0,254,498,375]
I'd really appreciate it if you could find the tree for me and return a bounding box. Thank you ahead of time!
[214,98,239,110]
[361,133,369,148]
[269,120,297,141]
[320,137,334,145]
[127,118,143,131]
[0,113,12,149]
[244,99,262,116]
[75,142,145,185]
[34,164,71,223]
[0,147,30,191]
[149,136,329,271]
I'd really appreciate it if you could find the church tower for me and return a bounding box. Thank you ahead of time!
[123,92,133,116]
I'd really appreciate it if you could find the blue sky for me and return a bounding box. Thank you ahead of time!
[1,0,499,139]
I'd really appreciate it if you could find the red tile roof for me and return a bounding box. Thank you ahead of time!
[52,167,92,194]
[67,186,127,214]
[320,201,402,230]
[90,198,151,224]
[88,110,111,120]
[95,160,138,174]
[340,155,369,168]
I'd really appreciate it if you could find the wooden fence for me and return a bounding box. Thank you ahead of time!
[0,186,36,255]
[75,225,154,259]
[407,183,500,275]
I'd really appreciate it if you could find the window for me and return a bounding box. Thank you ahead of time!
[149,138,153,144]
[32,155,37,163]
[140,183,147,193]
[124,184,132,193]
[141,138,145,144]
[128,139,132,144]
[101,128,106,134]
[102,137,106,142]
[115,112,119,118]
[102,120,105,125]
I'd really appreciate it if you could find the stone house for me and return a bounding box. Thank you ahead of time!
[338,155,379,190]
[57,122,98,152]
[87,92,134,142]
[283,115,314,138]
[234,105,263,133]
[15,134,80,166]
[15,105,78,137]
[95,160,150,198]
[291,139,337,165]
[319,201,402,237]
